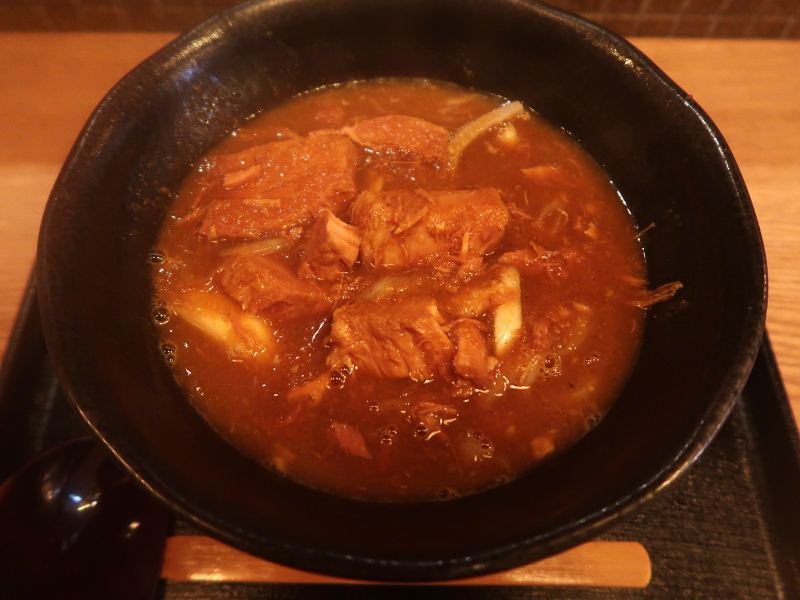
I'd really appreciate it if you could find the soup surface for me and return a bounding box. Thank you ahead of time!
[152,79,674,501]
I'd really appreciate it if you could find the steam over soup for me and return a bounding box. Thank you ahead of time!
[152,79,680,501]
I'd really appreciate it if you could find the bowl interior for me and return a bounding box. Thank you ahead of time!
[37,0,766,581]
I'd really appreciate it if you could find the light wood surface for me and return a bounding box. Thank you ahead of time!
[0,33,176,357]
[161,536,651,587]
[0,34,796,420]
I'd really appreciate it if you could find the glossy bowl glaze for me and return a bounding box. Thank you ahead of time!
[37,0,766,582]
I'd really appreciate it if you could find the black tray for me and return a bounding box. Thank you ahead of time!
[2,273,799,599]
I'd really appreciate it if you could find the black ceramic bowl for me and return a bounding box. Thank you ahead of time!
[37,0,766,582]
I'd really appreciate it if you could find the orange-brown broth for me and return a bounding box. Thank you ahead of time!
[153,79,646,501]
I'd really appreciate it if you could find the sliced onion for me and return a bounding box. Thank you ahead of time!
[172,289,275,357]
[493,265,522,357]
[448,101,526,169]
[220,237,290,256]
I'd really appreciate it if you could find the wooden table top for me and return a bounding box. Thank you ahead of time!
[0,33,798,429]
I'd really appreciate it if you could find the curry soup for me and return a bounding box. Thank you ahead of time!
[152,79,674,501]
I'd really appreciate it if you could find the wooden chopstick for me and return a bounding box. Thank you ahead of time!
[162,536,651,587]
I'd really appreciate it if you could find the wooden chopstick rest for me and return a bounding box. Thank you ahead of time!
[162,536,651,587]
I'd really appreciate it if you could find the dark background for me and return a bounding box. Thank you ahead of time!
[1,0,798,37]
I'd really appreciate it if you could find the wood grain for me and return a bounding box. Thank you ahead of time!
[0,34,797,418]
[0,33,174,364]
[161,536,652,587]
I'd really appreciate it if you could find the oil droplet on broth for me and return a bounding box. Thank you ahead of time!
[329,370,346,387]
[153,307,170,324]
[586,412,601,429]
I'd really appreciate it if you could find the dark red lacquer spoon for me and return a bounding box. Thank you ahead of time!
[0,438,172,599]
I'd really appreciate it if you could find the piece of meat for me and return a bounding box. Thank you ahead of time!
[327,296,454,382]
[198,134,357,240]
[332,422,372,459]
[219,254,332,319]
[298,210,361,281]
[308,97,347,129]
[450,319,498,387]
[351,188,508,269]
[343,115,450,163]
[498,242,577,277]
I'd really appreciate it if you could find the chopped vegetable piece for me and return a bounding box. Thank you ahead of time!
[448,101,526,169]
[220,237,290,256]
[493,266,522,357]
[170,288,276,358]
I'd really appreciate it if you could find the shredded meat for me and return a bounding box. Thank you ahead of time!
[351,188,508,269]
[298,209,361,281]
[198,134,357,240]
[332,422,372,459]
[498,243,577,276]
[630,280,683,308]
[219,254,332,319]
[450,319,498,387]
[344,115,450,162]
[327,296,454,382]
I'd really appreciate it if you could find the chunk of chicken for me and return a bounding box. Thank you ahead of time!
[343,115,450,163]
[198,134,357,240]
[298,209,361,281]
[219,254,332,319]
[327,296,453,382]
[351,188,508,269]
